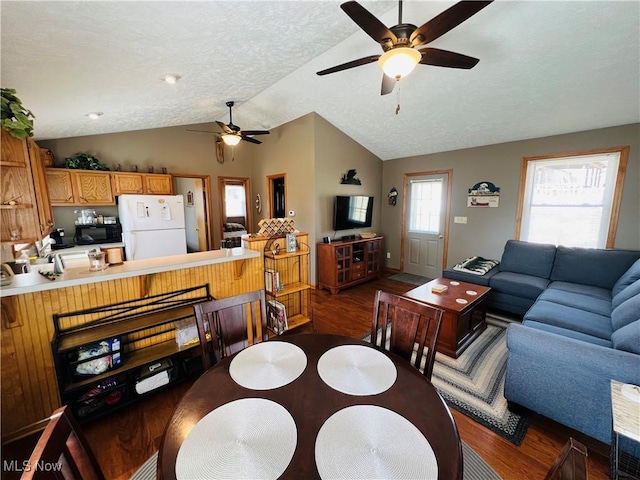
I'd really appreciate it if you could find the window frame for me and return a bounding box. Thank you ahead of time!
[515,146,629,248]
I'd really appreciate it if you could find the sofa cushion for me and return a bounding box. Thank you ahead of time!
[524,299,613,340]
[538,288,611,317]
[490,271,550,300]
[550,246,640,289]
[611,320,640,354]
[523,320,613,348]
[499,240,556,278]
[546,281,612,301]
[613,279,640,310]
[612,258,640,297]
[611,294,640,331]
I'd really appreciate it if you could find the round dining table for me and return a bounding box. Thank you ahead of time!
[157,333,462,479]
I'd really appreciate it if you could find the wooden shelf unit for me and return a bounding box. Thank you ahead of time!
[50,286,211,423]
[317,236,383,294]
[244,233,312,334]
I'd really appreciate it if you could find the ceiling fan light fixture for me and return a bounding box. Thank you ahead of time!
[378,47,421,79]
[222,133,241,146]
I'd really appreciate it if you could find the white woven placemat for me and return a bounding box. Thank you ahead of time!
[229,341,307,390]
[176,398,296,479]
[315,405,438,479]
[317,345,397,395]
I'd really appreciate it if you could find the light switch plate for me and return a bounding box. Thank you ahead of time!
[454,216,468,224]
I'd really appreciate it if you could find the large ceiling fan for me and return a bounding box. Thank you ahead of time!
[317,0,493,95]
[188,101,270,145]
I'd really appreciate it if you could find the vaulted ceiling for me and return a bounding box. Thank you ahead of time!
[2,1,639,160]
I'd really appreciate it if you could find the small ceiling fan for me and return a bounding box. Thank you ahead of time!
[187,101,270,145]
[317,0,493,95]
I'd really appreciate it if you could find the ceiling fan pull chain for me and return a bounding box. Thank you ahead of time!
[395,84,401,115]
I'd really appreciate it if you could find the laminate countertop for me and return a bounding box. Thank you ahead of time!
[0,248,260,298]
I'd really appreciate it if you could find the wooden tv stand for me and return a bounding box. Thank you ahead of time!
[317,236,383,294]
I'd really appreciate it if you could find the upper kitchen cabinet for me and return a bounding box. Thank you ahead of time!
[111,172,144,195]
[46,169,75,204]
[45,169,114,206]
[1,130,54,244]
[74,170,114,205]
[144,174,173,195]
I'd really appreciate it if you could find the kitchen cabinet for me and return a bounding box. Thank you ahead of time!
[111,172,144,195]
[74,170,114,205]
[0,130,54,244]
[46,169,75,204]
[45,168,114,206]
[317,236,383,294]
[144,174,173,194]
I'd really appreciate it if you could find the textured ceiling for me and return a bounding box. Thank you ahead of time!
[2,1,639,161]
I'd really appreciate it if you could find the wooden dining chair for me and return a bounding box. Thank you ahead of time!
[20,405,105,480]
[193,289,268,369]
[371,289,444,381]
[544,437,588,480]
[21,405,158,480]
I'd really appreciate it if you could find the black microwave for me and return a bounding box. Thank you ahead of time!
[74,224,122,245]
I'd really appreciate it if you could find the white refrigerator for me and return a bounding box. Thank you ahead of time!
[117,194,187,261]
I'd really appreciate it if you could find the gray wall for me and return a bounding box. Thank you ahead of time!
[381,123,640,270]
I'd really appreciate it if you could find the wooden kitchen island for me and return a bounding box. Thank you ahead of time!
[0,248,263,439]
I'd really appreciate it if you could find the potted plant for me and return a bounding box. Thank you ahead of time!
[64,153,110,171]
[1,88,35,139]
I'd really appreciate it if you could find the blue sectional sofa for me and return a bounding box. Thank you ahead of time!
[445,241,640,451]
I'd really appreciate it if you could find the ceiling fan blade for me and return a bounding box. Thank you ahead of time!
[317,55,380,76]
[241,130,270,136]
[216,121,234,134]
[341,1,397,44]
[381,74,396,95]
[410,1,493,47]
[419,47,479,69]
[186,129,217,134]
[241,135,262,145]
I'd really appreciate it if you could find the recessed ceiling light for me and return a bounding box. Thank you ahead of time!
[85,112,103,120]
[161,74,181,84]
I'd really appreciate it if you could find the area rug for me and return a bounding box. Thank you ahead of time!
[462,440,502,480]
[433,321,531,445]
[388,272,432,286]
[364,319,532,445]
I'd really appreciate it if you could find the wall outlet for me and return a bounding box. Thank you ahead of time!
[386,252,391,259]
[454,216,468,224]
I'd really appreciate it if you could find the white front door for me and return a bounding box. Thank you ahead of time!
[403,173,449,279]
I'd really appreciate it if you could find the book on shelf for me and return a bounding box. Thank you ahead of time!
[267,300,288,335]
[264,269,280,293]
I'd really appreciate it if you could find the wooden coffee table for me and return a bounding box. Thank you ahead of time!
[404,277,491,358]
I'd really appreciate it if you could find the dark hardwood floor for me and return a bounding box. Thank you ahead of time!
[2,275,611,480]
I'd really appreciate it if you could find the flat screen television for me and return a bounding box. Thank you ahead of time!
[333,195,374,231]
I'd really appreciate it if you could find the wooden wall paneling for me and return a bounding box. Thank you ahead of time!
[1,256,265,438]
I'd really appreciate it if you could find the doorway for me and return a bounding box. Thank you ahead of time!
[218,177,251,247]
[401,171,452,279]
[268,174,286,218]
[173,174,212,252]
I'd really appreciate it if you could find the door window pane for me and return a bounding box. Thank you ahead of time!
[409,179,442,233]
[519,149,626,248]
